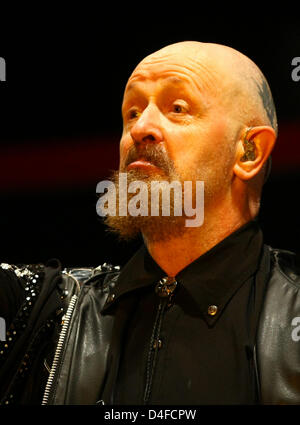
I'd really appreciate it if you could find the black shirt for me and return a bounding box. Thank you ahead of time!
[112,220,266,405]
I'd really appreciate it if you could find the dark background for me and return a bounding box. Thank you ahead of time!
[0,15,299,267]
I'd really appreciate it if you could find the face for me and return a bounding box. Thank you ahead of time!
[103,48,240,242]
[120,50,238,205]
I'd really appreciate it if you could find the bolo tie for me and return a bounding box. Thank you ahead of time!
[143,276,178,404]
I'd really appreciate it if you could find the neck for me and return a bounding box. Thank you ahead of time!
[142,205,251,277]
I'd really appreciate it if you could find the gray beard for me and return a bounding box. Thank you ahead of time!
[101,169,189,242]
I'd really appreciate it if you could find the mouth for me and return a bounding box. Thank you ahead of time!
[127,159,161,172]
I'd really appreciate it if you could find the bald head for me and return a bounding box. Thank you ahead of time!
[130,41,278,136]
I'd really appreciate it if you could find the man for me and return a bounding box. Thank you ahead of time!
[0,41,299,405]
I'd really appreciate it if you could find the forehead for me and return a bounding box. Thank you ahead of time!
[124,53,220,97]
[125,75,197,96]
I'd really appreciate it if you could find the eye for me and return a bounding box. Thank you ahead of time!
[173,104,183,113]
[171,100,189,114]
[128,108,140,120]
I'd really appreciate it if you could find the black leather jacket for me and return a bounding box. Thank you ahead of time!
[1,245,300,405]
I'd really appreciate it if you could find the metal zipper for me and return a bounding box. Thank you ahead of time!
[41,294,78,405]
[62,270,81,292]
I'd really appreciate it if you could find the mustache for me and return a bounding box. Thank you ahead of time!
[123,144,174,174]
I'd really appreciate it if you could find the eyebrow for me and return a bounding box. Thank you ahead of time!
[164,76,188,86]
[125,82,138,93]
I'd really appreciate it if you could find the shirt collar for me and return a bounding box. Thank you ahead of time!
[102,220,263,324]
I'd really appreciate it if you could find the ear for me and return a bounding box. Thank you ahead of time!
[233,126,276,181]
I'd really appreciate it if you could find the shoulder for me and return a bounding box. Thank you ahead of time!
[0,262,45,327]
[268,246,300,288]
[0,259,121,326]
[60,262,121,301]
[62,262,121,287]
[257,247,300,404]
[260,246,300,323]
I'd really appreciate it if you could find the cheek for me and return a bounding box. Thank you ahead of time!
[206,116,236,170]
[167,115,230,174]
[208,116,229,150]
[164,126,198,168]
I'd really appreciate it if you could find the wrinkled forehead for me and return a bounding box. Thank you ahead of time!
[125,49,223,97]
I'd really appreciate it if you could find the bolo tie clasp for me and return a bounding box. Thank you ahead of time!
[155,276,177,298]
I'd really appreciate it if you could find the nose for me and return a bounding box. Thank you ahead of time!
[130,104,163,145]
